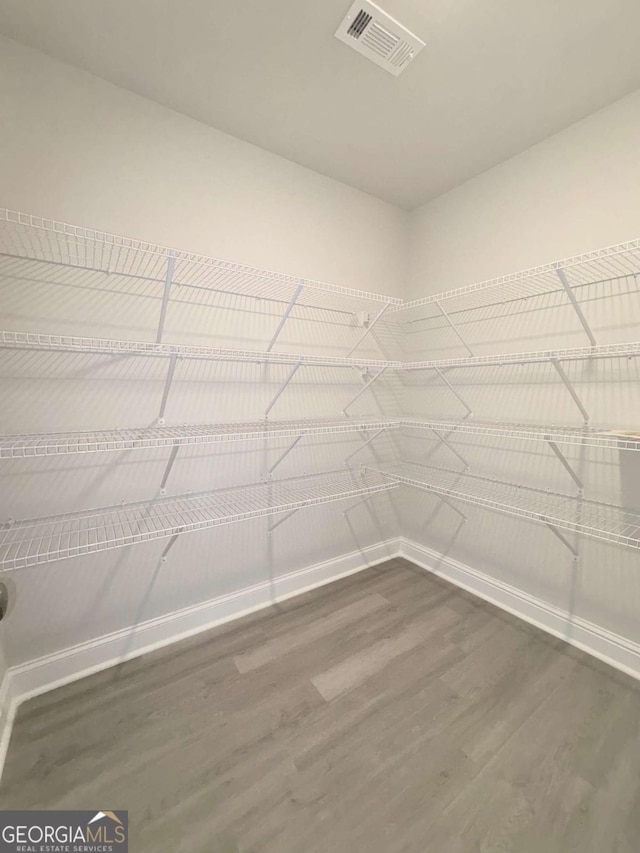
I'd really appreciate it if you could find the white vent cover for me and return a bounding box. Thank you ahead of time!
[335,0,425,77]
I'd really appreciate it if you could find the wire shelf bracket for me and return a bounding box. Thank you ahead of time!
[543,519,580,558]
[156,251,176,344]
[159,442,181,495]
[343,428,386,465]
[342,366,387,415]
[556,269,597,347]
[551,358,590,425]
[545,437,584,492]
[160,528,183,563]
[435,299,474,356]
[431,427,470,469]
[157,353,178,425]
[264,361,302,418]
[267,281,303,352]
[268,508,300,534]
[268,433,304,476]
[434,367,473,416]
[346,303,391,358]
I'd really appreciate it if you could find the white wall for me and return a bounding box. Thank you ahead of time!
[403,86,640,648]
[0,36,408,298]
[0,37,404,667]
[407,87,640,299]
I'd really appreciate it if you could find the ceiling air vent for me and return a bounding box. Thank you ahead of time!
[335,0,425,77]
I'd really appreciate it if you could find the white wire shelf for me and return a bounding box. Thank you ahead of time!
[0,418,399,458]
[0,331,399,369]
[4,417,638,459]
[0,469,397,571]
[368,461,640,551]
[402,340,640,370]
[401,418,640,452]
[396,237,640,313]
[0,208,401,313]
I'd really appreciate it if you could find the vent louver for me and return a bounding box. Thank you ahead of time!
[335,0,424,77]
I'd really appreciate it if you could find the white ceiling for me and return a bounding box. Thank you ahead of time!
[2,0,640,209]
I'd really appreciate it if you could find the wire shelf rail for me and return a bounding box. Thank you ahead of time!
[0,208,402,313]
[367,461,640,551]
[0,418,399,458]
[401,418,640,452]
[396,238,640,314]
[0,330,400,368]
[402,340,640,370]
[3,418,638,459]
[0,469,397,571]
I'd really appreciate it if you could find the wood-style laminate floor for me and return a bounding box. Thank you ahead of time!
[2,558,640,852]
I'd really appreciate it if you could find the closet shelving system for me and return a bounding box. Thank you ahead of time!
[0,208,403,571]
[392,240,640,555]
[0,209,639,572]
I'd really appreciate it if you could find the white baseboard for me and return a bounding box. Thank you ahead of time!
[0,537,400,782]
[400,537,640,682]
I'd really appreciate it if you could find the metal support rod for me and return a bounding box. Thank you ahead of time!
[264,361,302,418]
[435,300,474,356]
[156,252,176,344]
[159,442,180,493]
[268,508,300,533]
[551,359,590,425]
[342,366,387,415]
[160,528,183,562]
[267,282,303,352]
[434,367,473,415]
[556,269,596,347]
[346,303,391,357]
[431,428,470,468]
[543,521,580,557]
[545,438,584,490]
[269,433,304,475]
[435,491,468,521]
[343,428,386,465]
[158,353,178,423]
